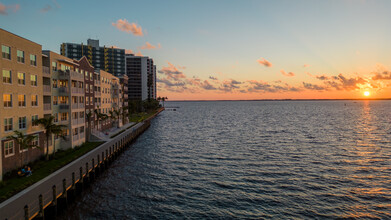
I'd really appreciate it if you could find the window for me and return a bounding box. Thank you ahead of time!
[4,140,14,157]
[2,45,11,59]
[18,95,26,107]
[52,62,57,71]
[86,96,89,105]
[3,94,12,107]
[59,96,68,104]
[31,95,38,106]
[30,75,37,86]
[52,79,57,88]
[31,135,39,146]
[32,115,38,126]
[18,72,25,85]
[30,54,37,66]
[53,96,58,105]
[17,50,25,63]
[60,112,68,121]
[80,111,84,119]
[80,126,84,134]
[54,113,58,122]
[4,118,13,131]
[3,70,11,83]
[19,116,26,129]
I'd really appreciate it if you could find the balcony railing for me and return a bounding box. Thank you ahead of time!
[44,103,51,111]
[59,104,69,110]
[95,91,101,97]
[43,85,51,93]
[58,87,69,94]
[42,66,50,77]
[71,87,84,94]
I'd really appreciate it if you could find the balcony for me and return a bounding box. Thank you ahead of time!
[44,103,51,111]
[43,85,51,94]
[95,91,101,97]
[71,87,84,94]
[73,134,79,141]
[58,70,84,81]
[95,80,100,85]
[59,104,69,110]
[42,66,50,77]
[58,87,69,94]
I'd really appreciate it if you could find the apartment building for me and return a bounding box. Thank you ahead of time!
[75,56,95,138]
[125,54,156,101]
[60,39,125,76]
[42,51,85,149]
[0,29,45,180]
[119,75,129,125]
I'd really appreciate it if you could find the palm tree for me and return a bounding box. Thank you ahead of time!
[85,111,93,141]
[7,130,39,167]
[35,116,66,160]
[114,108,121,128]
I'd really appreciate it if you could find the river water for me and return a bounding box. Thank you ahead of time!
[62,101,391,219]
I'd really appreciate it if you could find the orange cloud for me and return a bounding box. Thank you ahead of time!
[257,57,272,67]
[158,62,186,80]
[140,42,161,50]
[303,64,310,68]
[135,51,143,56]
[111,19,143,36]
[125,49,134,54]
[280,69,295,77]
[0,3,19,15]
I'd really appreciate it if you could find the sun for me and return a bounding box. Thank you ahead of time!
[364,91,370,97]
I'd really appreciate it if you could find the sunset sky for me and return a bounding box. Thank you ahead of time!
[1,0,391,100]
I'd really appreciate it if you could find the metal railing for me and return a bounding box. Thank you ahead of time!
[42,66,50,76]
[44,103,51,111]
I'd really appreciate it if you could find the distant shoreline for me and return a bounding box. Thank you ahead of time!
[165,98,391,102]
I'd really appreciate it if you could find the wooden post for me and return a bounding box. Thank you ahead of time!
[38,194,44,218]
[24,205,29,220]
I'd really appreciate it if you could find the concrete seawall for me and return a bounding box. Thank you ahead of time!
[0,109,163,220]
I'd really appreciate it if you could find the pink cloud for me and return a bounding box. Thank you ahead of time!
[135,51,143,56]
[111,19,143,36]
[303,64,310,68]
[0,3,20,15]
[280,69,295,77]
[140,42,161,50]
[257,57,272,67]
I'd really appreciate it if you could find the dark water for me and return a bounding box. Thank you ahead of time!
[63,101,391,219]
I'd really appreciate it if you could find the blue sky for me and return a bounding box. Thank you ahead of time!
[2,0,391,99]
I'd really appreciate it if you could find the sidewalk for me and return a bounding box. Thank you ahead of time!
[92,122,136,141]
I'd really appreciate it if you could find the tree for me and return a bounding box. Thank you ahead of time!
[6,130,39,167]
[86,111,93,141]
[35,116,66,160]
[114,108,121,128]
[161,97,168,107]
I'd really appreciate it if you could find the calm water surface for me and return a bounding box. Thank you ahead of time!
[63,101,391,219]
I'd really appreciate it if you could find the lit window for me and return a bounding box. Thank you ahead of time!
[53,96,58,105]
[31,135,38,147]
[61,112,68,121]
[2,45,11,60]
[52,79,57,88]
[30,54,37,66]
[18,94,26,107]
[4,140,14,157]
[31,95,38,106]
[4,118,13,131]
[3,94,12,107]
[19,116,26,129]
[2,70,11,83]
[17,50,25,63]
[30,75,37,86]
[18,72,25,85]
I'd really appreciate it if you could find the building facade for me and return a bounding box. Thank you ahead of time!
[0,29,45,180]
[42,51,85,149]
[125,54,157,101]
[60,39,125,76]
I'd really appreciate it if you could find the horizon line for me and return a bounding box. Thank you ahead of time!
[163,98,391,102]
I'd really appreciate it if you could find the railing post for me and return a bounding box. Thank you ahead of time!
[62,179,67,198]
[52,185,57,206]
[24,205,29,220]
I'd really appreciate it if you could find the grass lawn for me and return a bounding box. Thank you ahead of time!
[0,141,104,202]
[129,110,160,123]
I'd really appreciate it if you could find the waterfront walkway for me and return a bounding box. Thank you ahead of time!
[91,122,136,141]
